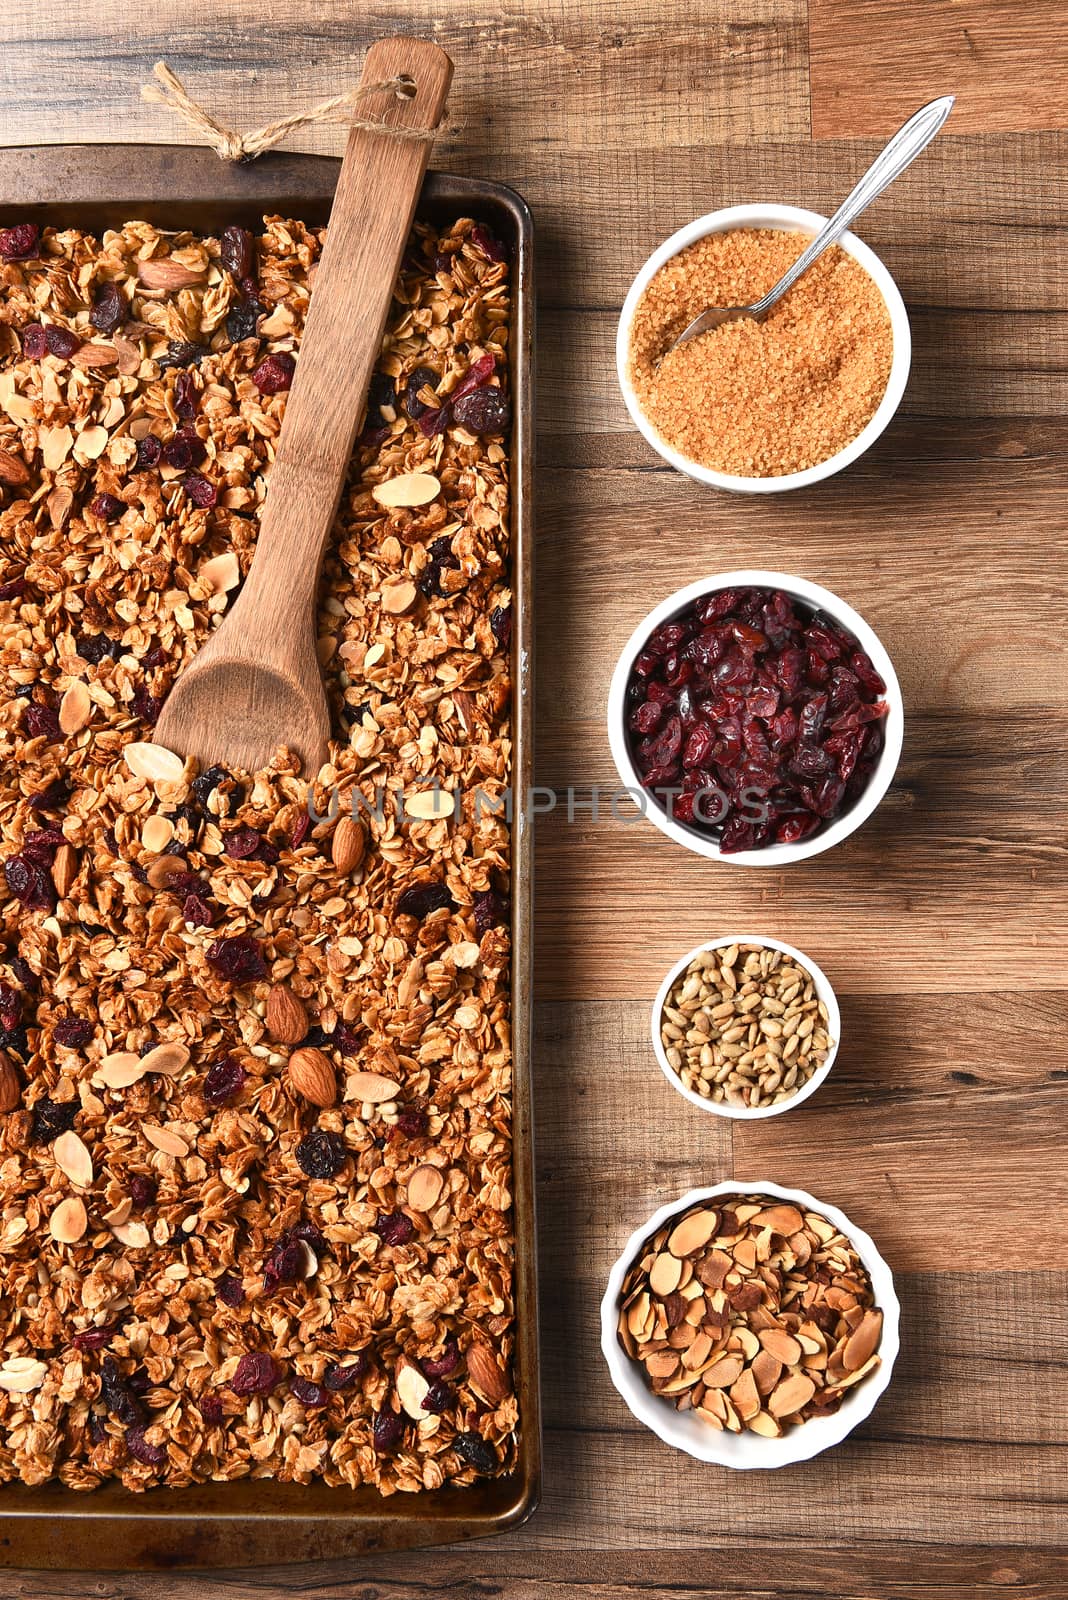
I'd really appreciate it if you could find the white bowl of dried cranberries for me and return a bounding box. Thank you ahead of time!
[606,573,904,864]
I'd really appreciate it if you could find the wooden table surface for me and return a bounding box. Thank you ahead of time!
[2,1,1067,1595]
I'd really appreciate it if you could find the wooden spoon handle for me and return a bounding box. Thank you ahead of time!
[236,37,453,635]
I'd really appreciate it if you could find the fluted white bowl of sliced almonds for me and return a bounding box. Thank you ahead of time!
[600,1183,900,1468]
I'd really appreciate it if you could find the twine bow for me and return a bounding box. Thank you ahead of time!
[140,61,446,163]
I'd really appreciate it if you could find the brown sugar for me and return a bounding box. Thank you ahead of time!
[626,229,895,478]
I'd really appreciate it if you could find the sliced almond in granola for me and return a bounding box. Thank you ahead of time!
[92,1052,145,1089]
[404,788,455,820]
[345,1070,398,1104]
[380,578,418,615]
[842,1309,883,1372]
[0,1357,47,1393]
[124,741,185,785]
[49,1196,87,1244]
[200,551,241,594]
[372,471,441,509]
[139,1042,190,1077]
[141,814,175,853]
[141,1123,190,1157]
[54,1130,93,1188]
[58,680,91,735]
[396,1361,432,1420]
[407,1164,444,1212]
[111,1220,151,1249]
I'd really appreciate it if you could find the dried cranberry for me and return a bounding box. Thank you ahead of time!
[323,1355,367,1390]
[129,1174,157,1209]
[452,353,496,402]
[54,1016,92,1048]
[394,1108,428,1139]
[0,984,21,1032]
[220,225,256,284]
[423,1381,452,1414]
[192,764,235,809]
[76,633,118,665]
[173,370,199,419]
[136,433,162,469]
[365,369,396,426]
[224,827,266,861]
[30,1097,76,1145]
[23,830,63,865]
[452,386,510,435]
[231,1351,282,1396]
[225,298,266,343]
[454,1430,496,1474]
[395,881,453,920]
[161,339,209,370]
[99,1357,142,1425]
[21,323,47,359]
[71,1321,120,1352]
[372,1407,405,1453]
[262,1235,305,1293]
[5,853,53,910]
[295,1129,347,1180]
[0,577,26,601]
[9,955,36,987]
[375,1210,415,1247]
[87,1414,108,1445]
[421,1337,460,1378]
[417,403,450,438]
[404,365,439,421]
[473,889,509,935]
[200,1394,224,1424]
[124,1425,165,1472]
[160,427,205,471]
[89,282,126,334]
[0,223,39,261]
[203,1055,247,1106]
[89,492,125,522]
[23,702,59,741]
[45,325,80,359]
[206,935,267,984]
[252,351,295,394]
[291,1377,328,1408]
[290,811,312,848]
[216,1272,245,1308]
[130,684,161,724]
[490,605,512,651]
[470,224,509,264]
[181,473,217,510]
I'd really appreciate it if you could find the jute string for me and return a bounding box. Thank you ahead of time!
[140,61,446,163]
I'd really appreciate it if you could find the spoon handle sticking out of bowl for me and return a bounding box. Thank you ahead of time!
[668,94,954,352]
[154,37,453,777]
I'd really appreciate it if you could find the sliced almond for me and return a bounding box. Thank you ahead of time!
[752,1203,804,1236]
[759,1328,803,1367]
[768,1371,817,1418]
[111,1220,151,1248]
[75,425,110,463]
[124,741,185,785]
[842,1310,883,1372]
[59,680,91,735]
[700,1354,744,1390]
[396,1361,432,1421]
[0,1358,47,1393]
[407,1164,444,1212]
[139,1042,190,1078]
[404,788,455,820]
[729,1365,762,1422]
[372,471,441,509]
[54,1129,93,1188]
[747,1409,783,1439]
[49,1196,87,1244]
[648,1252,683,1298]
[345,1070,398,1104]
[380,578,418,615]
[102,1197,133,1227]
[92,1052,145,1089]
[645,1350,680,1380]
[667,1208,718,1258]
[141,1123,190,1157]
[141,814,175,853]
[200,551,241,594]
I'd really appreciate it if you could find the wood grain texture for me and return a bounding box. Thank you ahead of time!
[2,0,1068,1590]
[809,0,1068,138]
[155,38,452,775]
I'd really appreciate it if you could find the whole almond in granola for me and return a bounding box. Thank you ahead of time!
[617,1193,884,1437]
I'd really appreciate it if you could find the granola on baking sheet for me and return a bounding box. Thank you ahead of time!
[0,211,517,1493]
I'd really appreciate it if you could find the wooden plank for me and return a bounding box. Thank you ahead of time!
[809,0,1068,138]
[0,0,809,156]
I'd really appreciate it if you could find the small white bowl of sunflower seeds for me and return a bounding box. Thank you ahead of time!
[652,936,839,1119]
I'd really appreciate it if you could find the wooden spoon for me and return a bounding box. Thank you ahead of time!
[155,37,453,776]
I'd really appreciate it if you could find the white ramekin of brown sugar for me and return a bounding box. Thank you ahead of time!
[616,204,911,493]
